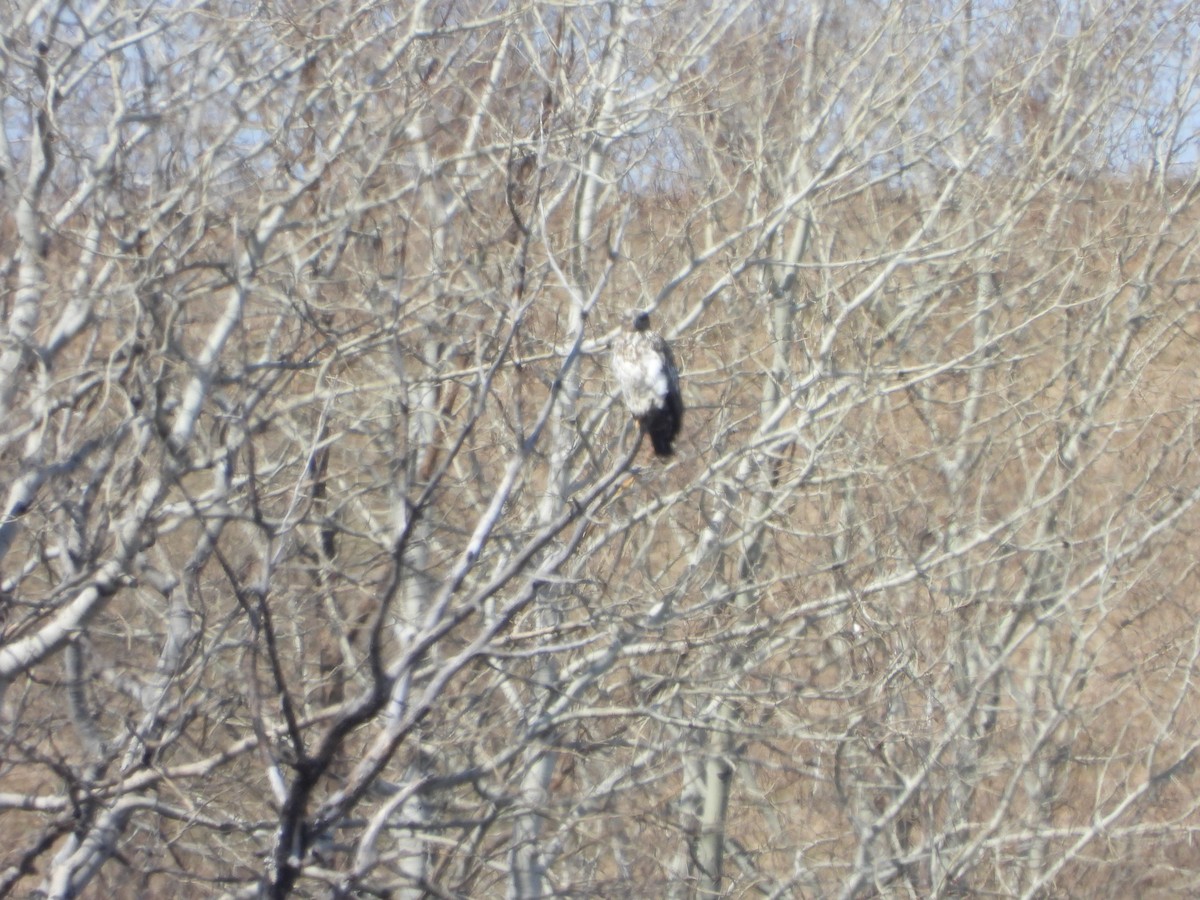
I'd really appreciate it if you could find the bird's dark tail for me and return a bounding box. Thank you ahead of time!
[644,409,679,458]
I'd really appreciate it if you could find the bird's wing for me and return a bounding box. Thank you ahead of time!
[655,335,682,405]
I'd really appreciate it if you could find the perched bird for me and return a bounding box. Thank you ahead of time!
[611,309,683,458]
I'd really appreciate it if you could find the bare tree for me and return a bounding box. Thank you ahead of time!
[4,0,1200,897]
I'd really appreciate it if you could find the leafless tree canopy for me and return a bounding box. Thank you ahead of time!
[4,1,1200,897]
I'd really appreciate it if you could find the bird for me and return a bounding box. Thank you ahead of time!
[610,308,683,458]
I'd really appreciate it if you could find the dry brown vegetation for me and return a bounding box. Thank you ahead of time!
[5,1,1200,898]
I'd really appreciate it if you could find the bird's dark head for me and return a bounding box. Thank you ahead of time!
[625,308,651,332]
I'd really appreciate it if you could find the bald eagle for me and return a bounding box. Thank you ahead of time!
[611,309,683,458]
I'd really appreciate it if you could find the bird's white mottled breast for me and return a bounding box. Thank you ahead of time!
[612,332,673,415]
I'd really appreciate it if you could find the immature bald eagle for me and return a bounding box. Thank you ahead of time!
[611,309,683,458]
